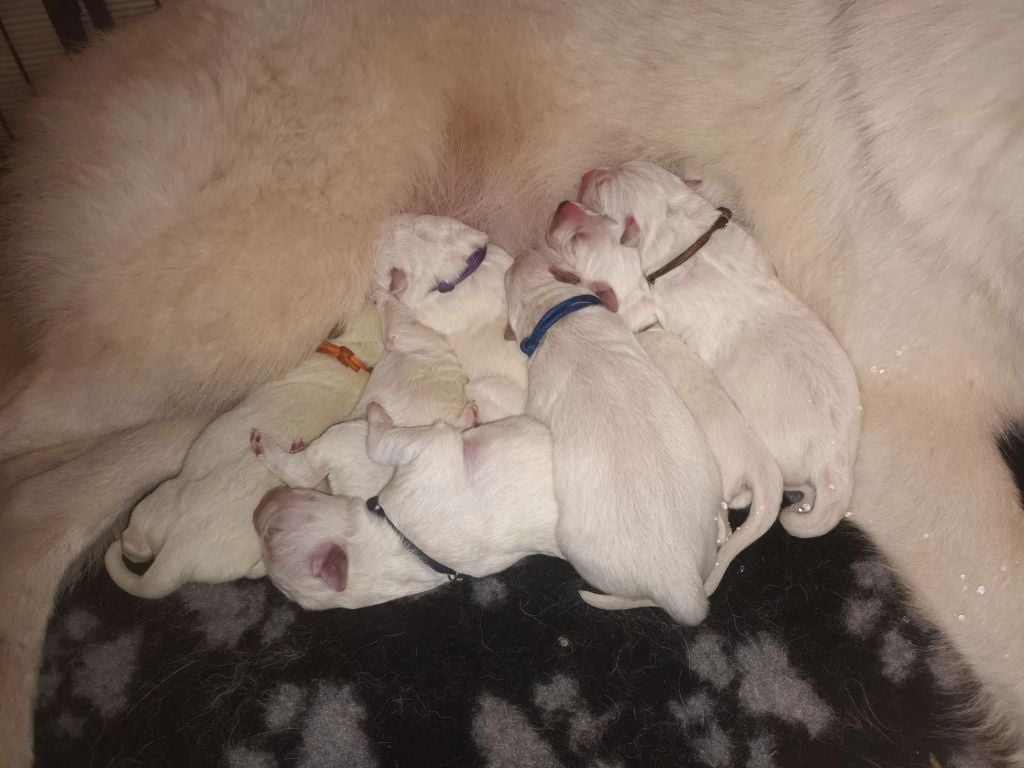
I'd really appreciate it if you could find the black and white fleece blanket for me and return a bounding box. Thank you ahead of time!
[35,498,1006,768]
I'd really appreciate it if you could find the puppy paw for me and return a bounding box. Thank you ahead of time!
[366,402,392,429]
[250,429,264,456]
[289,439,306,453]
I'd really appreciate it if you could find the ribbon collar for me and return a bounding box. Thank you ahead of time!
[434,246,487,293]
[645,207,732,285]
[366,496,464,581]
[519,294,604,357]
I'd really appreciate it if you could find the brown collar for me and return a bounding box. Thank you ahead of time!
[645,207,732,285]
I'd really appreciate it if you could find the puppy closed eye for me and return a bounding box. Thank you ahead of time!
[549,267,581,285]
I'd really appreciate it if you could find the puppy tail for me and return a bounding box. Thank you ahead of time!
[704,460,784,595]
[104,539,185,599]
[578,590,657,612]
[780,465,853,538]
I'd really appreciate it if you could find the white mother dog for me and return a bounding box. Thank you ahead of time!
[581,162,861,538]
[505,247,721,624]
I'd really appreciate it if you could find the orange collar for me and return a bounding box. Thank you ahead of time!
[317,340,373,373]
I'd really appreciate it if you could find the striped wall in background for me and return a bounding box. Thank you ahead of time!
[0,0,159,149]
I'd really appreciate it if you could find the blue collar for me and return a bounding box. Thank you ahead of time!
[519,294,604,357]
[366,496,464,581]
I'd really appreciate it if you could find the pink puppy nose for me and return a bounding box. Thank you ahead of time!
[578,168,611,200]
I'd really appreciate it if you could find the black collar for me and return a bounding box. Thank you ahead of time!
[365,496,464,581]
[645,207,732,285]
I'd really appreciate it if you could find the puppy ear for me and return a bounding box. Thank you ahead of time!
[589,281,619,313]
[683,178,703,190]
[388,267,408,293]
[549,266,582,285]
[504,323,516,341]
[620,215,642,247]
[311,543,348,592]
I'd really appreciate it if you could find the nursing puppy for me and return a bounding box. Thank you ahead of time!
[254,216,471,495]
[580,163,861,538]
[546,201,784,592]
[376,214,528,422]
[505,247,721,624]
[103,310,381,599]
[3,2,1024,763]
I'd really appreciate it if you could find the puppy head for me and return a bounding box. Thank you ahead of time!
[578,161,719,270]
[546,201,656,330]
[504,248,564,343]
[253,487,439,610]
[374,214,513,335]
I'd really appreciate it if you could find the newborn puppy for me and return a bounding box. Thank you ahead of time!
[254,217,474,495]
[505,247,721,625]
[546,201,784,593]
[580,160,861,538]
[255,394,560,611]
[364,400,561,575]
[375,214,528,422]
[103,308,382,598]
[253,486,448,610]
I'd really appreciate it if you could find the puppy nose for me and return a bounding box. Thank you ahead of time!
[578,168,611,200]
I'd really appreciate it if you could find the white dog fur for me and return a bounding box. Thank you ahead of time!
[367,402,561,575]
[580,162,862,539]
[102,308,383,599]
[253,399,555,611]
[375,214,528,423]
[3,3,1024,762]
[252,486,449,610]
[253,216,475,498]
[506,247,721,624]
[545,200,786,591]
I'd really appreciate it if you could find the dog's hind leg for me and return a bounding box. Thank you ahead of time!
[0,417,205,768]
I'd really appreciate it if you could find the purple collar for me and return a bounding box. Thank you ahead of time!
[433,246,487,293]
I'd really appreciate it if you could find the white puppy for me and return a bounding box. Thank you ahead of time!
[375,214,528,422]
[253,216,474,494]
[253,355,553,611]
[364,401,561,574]
[580,161,861,538]
[545,201,785,592]
[103,308,382,598]
[505,247,721,625]
[252,486,449,610]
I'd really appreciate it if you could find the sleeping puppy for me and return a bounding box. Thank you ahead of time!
[253,216,472,494]
[103,308,382,599]
[253,486,448,610]
[254,370,555,611]
[375,214,528,422]
[363,400,561,574]
[580,161,861,538]
[545,201,784,593]
[505,246,721,625]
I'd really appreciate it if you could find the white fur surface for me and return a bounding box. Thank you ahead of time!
[377,214,528,422]
[506,247,721,625]
[1,2,1023,763]
[103,309,383,599]
[545,202,786,592]
[366,402,561,577]
[581,162,861,539]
